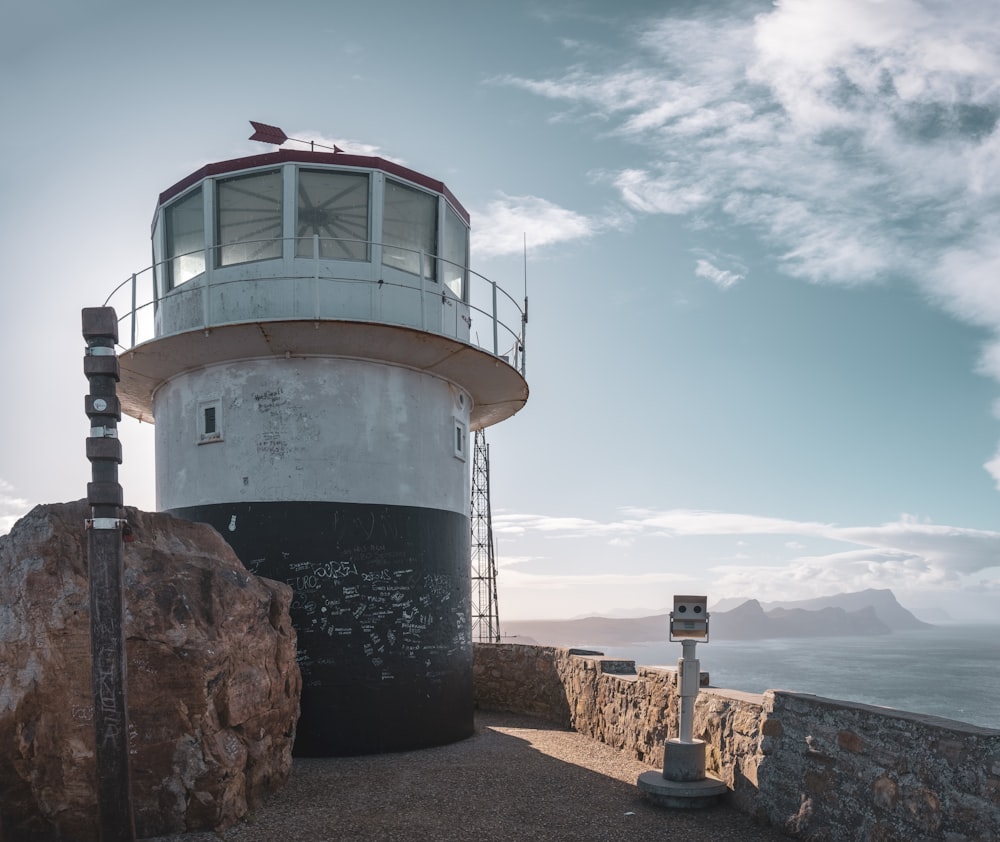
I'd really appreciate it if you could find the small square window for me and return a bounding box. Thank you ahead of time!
[199,400,222,444]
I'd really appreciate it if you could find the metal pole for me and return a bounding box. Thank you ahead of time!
[82,306,136,842]
[491,281,499,357]
[521,299,528,377]
[202,245,213,330]
[313,234,320,319]
[677,639,699,744]
[419,250,427,331]
[129,274,136,349]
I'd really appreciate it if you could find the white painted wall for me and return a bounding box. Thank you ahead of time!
[153,357,471,515]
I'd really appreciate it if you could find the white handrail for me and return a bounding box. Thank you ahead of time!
[104,236,527,377]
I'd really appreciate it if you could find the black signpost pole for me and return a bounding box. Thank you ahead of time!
[82,306,136,842]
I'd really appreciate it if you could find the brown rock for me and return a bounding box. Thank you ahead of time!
[761,718,784,738]
[837,729,865,753]
[873,773,899,809]
[0,501,301,841]
[901,785,942,833]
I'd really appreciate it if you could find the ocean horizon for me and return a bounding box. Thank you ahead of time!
[583,623,1000,730]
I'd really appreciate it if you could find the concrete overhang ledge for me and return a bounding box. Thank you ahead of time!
[117,319,528,430]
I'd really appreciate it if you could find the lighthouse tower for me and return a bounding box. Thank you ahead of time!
[113,144,528,756]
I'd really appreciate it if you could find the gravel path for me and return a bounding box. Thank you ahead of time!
[144,711,787,842]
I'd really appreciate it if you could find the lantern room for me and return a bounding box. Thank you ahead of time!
[150,149,472,342]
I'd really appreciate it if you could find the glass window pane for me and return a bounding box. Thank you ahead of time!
[382,180,437,280]
[442,206,468,299]
[296,170,370,260]
[165,187,205,288]
[217,170,282,266]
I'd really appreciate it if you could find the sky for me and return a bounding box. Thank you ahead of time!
[3,0,1000,621]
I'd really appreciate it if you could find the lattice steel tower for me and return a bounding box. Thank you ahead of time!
[471,430,500,642]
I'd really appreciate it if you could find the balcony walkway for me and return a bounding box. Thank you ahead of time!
[145,710,788,842]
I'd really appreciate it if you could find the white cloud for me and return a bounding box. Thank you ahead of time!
[495,506,1000,603]
[501,0,1000,483]
[495,554,538,569]
[925,239,1000,334]
[0,478,30,536]
[497,567,691,591]
[492,511,640,539]
[653,509,1000,578]
[710,547,954,603]
[497,67,691,122]
[976,340,1000,384]
[284,132,402,162]
[837,520,1000,575]
[619,507,834,537]
[613,169,711,215]
[983,448,1000,490]
[694,258,743,290]
[471,194,601,258]
[501,1,1000,289]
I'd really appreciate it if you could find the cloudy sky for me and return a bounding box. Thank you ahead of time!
[3,0,1000,621]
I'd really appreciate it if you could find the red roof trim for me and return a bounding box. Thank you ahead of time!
[156,149,470,224]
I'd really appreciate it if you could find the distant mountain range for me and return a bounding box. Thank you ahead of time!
[502,589,932,647]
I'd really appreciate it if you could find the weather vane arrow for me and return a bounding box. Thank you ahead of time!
[248,120,343,153]
[248,121,288,145]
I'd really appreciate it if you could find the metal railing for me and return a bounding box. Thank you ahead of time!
[103,236,527,376]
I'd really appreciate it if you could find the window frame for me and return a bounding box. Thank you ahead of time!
[198,399,223,444]
[442,203,469,301]
[381,178,439,281]
[163,185,206,291]
[215,169,284,268]
[295,169,371,262]
[453,418,468,460]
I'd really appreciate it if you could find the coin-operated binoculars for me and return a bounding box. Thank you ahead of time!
[671,595,708,743]
[637,595,726,808]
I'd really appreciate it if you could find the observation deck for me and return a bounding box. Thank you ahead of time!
[105,150,528,430]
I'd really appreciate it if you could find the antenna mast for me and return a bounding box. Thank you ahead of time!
[470,429,501,642]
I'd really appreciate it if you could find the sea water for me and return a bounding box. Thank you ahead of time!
[595,624,1000,730]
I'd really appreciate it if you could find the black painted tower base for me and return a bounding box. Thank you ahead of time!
[170,501,473,756]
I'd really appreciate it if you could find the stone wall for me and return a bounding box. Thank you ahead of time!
[473,643,1000,842]
[758,692,1000,841]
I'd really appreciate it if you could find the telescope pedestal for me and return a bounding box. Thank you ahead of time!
[637,738,727,808]
[638,623,727,809]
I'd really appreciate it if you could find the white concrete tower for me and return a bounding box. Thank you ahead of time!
[112,148,528,756]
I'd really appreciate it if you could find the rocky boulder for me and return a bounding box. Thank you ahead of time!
[0,501,301,841]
